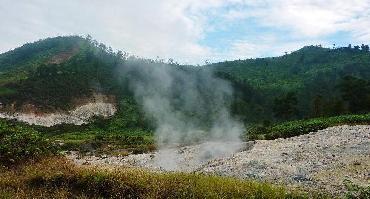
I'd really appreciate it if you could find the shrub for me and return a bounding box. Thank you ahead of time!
[0,120,57,166]
[248,113,370,140]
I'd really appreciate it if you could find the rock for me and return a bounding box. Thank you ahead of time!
[82,161,90,165]
[292,175,311,182]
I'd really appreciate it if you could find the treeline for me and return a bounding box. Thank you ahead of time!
[272,75,370,120]
[223,73,370,125]
[212,44,370,124]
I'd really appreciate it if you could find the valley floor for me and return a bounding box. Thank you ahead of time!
[67,125,370,196]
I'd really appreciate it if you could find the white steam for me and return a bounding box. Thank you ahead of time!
[120,61,244,170]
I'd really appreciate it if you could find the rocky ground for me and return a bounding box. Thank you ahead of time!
[67,125,370,195]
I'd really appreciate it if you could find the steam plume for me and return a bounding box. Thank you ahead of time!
[119,60,244,170]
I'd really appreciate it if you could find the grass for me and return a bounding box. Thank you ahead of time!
[248,113,370,140]
[0,87,16,96]
[344,180,370,199]
[0,156,320,199]
[45,128,155,155]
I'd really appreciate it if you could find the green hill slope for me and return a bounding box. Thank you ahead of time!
[211,45,370,90]
[211,45,370,122]
[0,36,121,110]
[0,36,369,126]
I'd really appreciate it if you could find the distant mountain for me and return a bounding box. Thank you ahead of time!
[0,36,369,126]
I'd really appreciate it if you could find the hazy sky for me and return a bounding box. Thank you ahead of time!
[1,0,370,64]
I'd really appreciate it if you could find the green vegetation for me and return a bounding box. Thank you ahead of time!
[2,112,368,166]
[0,117,154,161]
[212,45,370,123]
[0,157,320,199]
[33,116,155,154]
[0,36,369,154]
[344,180,370,199]
[0,87,16,97]
[0,120,56,166]
[5,113,367,158]
[248,113,370,140]
[49,129,155,155]
[0,36,369,126]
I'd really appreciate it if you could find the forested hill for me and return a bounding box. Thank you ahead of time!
[0,36,121,110]
[0,35,369,126]
[210,45,370,123]
[211,45,370,91]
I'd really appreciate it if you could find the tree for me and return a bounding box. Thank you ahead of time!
[116,50,123,59]
[311,95,324,117]
[107,47,113,54]
[325,98,345,116]
[273,92,299,120]
[86,34,92,42]
[338,76,370,113]
[98,43,107,52]
[361,44,369,52]
[168,58,175,65]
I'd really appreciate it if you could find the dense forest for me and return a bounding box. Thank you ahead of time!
[212,44,370,123]
[0,35,369,129]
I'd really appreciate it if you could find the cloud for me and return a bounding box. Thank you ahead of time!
[0,0,223,63]
[204,0,370,62]
[228,0,370,39]
[0,0,369,64]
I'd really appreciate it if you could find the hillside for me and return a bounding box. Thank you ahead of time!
[0,36,369,127]
[0,36,120,111]
[211,45,370,91]
[211,45,370,122]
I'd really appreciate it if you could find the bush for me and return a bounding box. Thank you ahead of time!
[248,113,370,140]
[0,120,57,166]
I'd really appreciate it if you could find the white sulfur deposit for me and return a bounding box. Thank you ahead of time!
[0,102,116,126]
